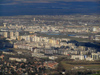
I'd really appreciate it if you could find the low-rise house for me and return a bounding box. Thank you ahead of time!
[43,61,58,69]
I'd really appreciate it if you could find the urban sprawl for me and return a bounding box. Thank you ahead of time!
[0,15,100,75]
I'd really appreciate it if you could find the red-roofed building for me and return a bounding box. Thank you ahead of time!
[43,61,58,69]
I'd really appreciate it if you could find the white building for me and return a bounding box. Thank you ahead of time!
[92,52,100,60]
[71,55,85,60]
[4,32,8,38]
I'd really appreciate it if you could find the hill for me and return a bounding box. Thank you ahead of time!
[0,0,100,4]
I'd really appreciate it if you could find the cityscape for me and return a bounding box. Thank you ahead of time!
[0,0,100,75]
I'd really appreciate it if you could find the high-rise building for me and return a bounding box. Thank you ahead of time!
[92,53,100,60]
[34,18,35,21]
[15,32,19,39]
[10,32,13,39]
[3,23,7,27]
[4,32,8,38]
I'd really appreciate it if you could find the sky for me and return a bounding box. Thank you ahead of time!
[0,0,100,16]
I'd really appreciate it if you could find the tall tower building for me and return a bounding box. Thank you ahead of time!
[4,32,8,38]
[3,23,7,27]
[15,32,19,39]
[10,32,13,39]
[34,18,35,21]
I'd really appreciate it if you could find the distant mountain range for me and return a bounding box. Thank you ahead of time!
[0,0,100,16]
[0,0,100,4]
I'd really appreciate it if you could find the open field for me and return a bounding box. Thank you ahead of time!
[59,60,100,71]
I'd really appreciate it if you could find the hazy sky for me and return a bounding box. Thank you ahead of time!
[0,0,100,16]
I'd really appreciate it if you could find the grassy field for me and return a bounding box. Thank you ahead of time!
[90,74,100,75]
[8,48,31,52]
[59,60,100,71]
